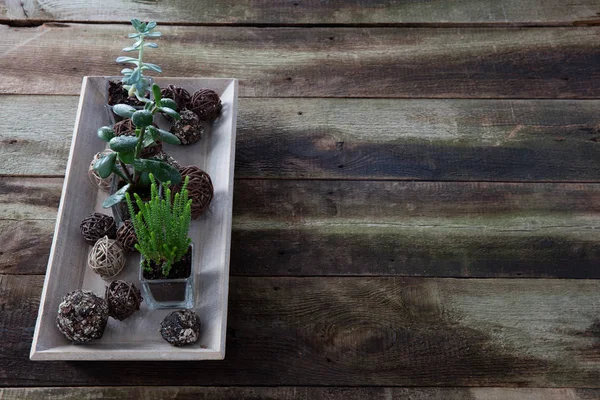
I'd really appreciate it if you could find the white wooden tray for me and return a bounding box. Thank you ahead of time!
[30,76,238,360]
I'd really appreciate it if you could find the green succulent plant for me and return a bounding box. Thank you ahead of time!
[126,174,192,277]
[94,19,183,208]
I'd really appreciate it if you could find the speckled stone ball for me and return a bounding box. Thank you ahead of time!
[105,280,143,321]
[160,309,201,346]
[170,109,204,145]
[56,290,109,343]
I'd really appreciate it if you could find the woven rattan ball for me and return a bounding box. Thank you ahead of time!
[116,219,137,252]
[171,109,204,145]
[176,166,214,219]
[190,89,222,121]
[113,119,162,158]
[80,213,117,245]
[88,150,114,192]
[88,236,126,280]
[105,280,143,321]
[161,85,191,110]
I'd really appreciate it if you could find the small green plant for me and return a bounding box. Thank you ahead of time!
[117,18,162,99]
[126,174,192,277]
[94,19,183,208]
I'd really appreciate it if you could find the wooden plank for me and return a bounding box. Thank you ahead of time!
[1,387,599,400]
[3,178,600,278]
[2,274,600,386]
[2,0,600,25]
[4,96,600,181]
[1,25,599,98]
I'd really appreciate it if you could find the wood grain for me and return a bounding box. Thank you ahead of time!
[1,25,599,98]
[3,274,600,386]
[3,178,600,278]
[1,387,599,400]
[4,96,600,181]
[2,0,600,25]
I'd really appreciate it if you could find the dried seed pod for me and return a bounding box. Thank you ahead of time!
[170,109,204,145]
[88,150,113,192]
[56,290,109,343]
[116,219,138,252]
[189,89,222,122]
[160,85,191,110]
[80,213,117,245]
[175,166,214,219]
[105,280,143,321]
[160,309,201,346]
[88,236,126,280]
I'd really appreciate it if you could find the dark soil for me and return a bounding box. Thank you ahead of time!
[107,81,146,107]
[143,246,192,280]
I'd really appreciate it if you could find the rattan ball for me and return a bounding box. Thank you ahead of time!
[176,166,214,219]
[56,290,109,343]
[116,219,138,252]
[88,150,113,192]
[113,118,135,136]
[105,280,143,321]
[80,213,117,245]
[170,109,204,145]
[88,236,126,280]
[161,85,191,110]
[190,89,222,121]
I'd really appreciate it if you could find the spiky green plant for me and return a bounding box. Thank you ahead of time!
[126,174,192,277]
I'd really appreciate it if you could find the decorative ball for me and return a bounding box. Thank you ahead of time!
[88,236,126,280]
[80,213,117,245]
[116,220,137,252]
[113,118,135,136]
[170,109,204,145]
[152,151,181,171]
[176,166,214,219]
[190,89,222,121]
[161,85,191,110]
[160,309,201,346]
[105,280,143,321]
[56,290,109,343]
[88,150,113,192]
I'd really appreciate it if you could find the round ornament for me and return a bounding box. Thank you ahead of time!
[80,213,117,245]
[88,236,126,279]
[190,89,222,121]
[56,290,109,343]
[160,309,201,346]
[105,280,143,321]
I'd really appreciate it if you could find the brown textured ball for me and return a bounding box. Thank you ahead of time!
[116,219,137,252]
[105,280,143,321]
[190,89,222,121]
[113,118,136,137]
[161,85,191,110]
[88,236,126,280]
[160,309,201,346]
[80,213,117,245]
[170,109,204,145]
[88,150,113,192]
[56,290,109,343]
[176,166,214,219]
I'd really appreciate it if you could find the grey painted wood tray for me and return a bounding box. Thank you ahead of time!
[30,76,238,360]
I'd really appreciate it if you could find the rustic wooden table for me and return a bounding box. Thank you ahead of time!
[1,1,600,398]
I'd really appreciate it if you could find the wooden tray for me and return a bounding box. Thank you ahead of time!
[30,76,238,360]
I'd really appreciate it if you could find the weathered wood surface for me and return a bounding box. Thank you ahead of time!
[1,25,599,98]
[4,96,600,181]
[2,387,600,400]
[2,274,600,386]
[3,177,600,278]
[2,0,600,25]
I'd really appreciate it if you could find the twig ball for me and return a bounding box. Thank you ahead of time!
[160,309,201,346]
[116,219,138,252]
[176,166,214,219]
[88,151,114,193]
[190,89,222,121]
[105,280,143,321]
[88,236,126,280]
[113,119,162,158]
[170,109,204,145]
[80,213,117,245]
[56,290,109,343]
[161,85,191,110]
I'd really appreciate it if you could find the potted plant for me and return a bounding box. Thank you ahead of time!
[127,174,194,308]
